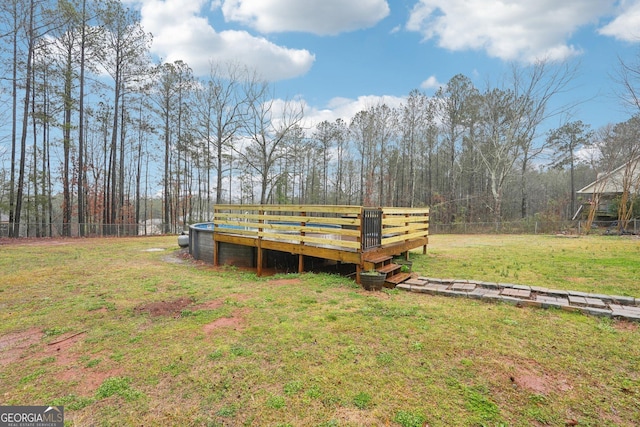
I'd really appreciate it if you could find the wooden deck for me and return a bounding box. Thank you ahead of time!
[212,204,429,284]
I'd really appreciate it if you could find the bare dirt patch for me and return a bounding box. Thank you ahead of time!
[0,327,123,396]
[134,297,194,317]
[504,359,573,395]
[45,332,87,368]
[58,366,125,396]
[613,320,639,332]
[203,309,248,333]
[228,293,252,302]
[266,278,303,286]
[0,328,42,366]
[134,298,229,317]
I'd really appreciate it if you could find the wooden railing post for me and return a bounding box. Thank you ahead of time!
[404,213,410,260]
[357,208,363,283]
[257,208,264,276]
[213,207,219,266]
[299,211,306,273]
[357,209,363,250]
[423,210,429,254]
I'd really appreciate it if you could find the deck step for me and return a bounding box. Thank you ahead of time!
[364,254,392,264]
[377,263,401,275]
[385,272,412,285]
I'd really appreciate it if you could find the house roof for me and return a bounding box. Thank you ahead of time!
[577,156,640,195]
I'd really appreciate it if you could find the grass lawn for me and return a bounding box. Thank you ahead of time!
[0,234,639,426]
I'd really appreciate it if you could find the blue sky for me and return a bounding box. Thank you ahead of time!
[130,0,640,131]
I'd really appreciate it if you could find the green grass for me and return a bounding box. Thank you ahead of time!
[416,234,640,296]
[0,235,639,426]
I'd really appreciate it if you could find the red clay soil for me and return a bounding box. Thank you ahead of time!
[202,309,248,333]
[0,328,120,396]
[0,328,42,366]
[265,278,303,286]
[1,297,238,397]
[132,296,248,332]
[507,360,573,395]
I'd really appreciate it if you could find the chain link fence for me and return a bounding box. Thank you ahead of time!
[0,222,180,238]
[429,219,639,235]
[1,219,638,238]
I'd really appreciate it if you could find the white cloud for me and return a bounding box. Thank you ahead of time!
[420,75,443,90]
[221,0,390,35]
[406,0,614,62]
[599,1,640,42]
[138,0,315,80]
[302,95,405,129]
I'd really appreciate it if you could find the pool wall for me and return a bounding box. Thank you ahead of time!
[189,223,255,267]
[189,223,214,262]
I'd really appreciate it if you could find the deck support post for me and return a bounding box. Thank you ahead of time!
[356,264,361,284]
[257,242,263,276]
[213,236,219,266]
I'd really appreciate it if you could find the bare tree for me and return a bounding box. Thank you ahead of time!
[11,0,56,237]
[349,109,375,205]
[313,120,343,204]
[193,62,249,209]
[547,120,592,218]
[95,0,151,232]
[148,60,192,232]
[434,74,478,221]
[510,60,579,218]
[474,88,523,220]
[398,90,429,207]
[238,86,304,204]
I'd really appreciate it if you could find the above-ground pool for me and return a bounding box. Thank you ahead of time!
[188,222,215,263]
[189,222,255,266]
[188,221,343,267]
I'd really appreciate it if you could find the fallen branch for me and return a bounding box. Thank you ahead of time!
[47,330,87,346]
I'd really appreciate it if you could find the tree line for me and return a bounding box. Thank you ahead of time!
[0,0,638,237]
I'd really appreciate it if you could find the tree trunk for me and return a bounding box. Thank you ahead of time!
[14,1,36,238]
[77,0,87,237]
[62,45,73,237]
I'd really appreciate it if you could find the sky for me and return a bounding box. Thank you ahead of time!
[129,0,640,132]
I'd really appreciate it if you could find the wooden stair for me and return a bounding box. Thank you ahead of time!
[363,254,392,266]
[362,252,412,288]
[377,263,401,275]
[385,272,412,286]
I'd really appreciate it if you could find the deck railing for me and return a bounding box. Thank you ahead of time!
[362,208,382,250]
[381,207,430,247]
[213,204,363,252]
[213,204,429,251]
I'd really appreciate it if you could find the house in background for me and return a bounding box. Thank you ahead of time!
[575,156,640,221]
